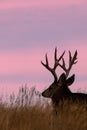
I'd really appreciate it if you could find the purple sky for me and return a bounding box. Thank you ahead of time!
[0,0,87,94]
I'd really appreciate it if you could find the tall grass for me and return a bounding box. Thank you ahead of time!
[0,86,87,130]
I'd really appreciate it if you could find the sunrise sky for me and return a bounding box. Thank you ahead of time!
[0,0,87,94]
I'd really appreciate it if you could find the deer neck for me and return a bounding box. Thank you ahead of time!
[52,87,72,105]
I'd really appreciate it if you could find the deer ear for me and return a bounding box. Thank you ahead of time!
[66,74,75,86]
[59,73,66,83]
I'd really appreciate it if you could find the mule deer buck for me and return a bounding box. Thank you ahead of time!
[41,48,87,108]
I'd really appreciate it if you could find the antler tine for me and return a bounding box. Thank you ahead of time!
[54,48,65,69]
[54,47,57,62]
[58,50,78,78]
[41,51,58,82]
[41,48,65,82]
[68,50,78,71]
[41,53,50,69]
[46,53,49,66]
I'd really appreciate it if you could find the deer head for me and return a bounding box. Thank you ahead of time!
[41,48,77,103]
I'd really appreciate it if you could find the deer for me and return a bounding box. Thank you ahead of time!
[41,48,87,110]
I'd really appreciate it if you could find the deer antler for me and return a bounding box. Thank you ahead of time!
[41,48,65,82]
[58,50,78,77]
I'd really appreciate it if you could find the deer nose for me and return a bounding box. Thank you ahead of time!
[42,92,44,96]
[42,91,46,97]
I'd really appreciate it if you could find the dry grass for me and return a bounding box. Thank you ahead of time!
[0,86,87,130]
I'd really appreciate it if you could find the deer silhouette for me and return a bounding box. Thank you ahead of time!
[41,48,87,107]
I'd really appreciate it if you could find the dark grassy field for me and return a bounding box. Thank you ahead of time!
[0,86,87,130]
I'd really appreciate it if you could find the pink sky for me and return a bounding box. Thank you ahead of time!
[0,0,87,95]
[0,0,86,9]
